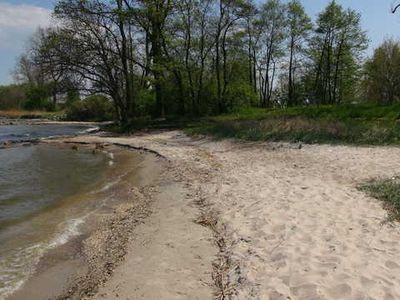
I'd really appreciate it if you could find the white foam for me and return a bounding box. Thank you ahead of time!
[49,218,85,248]
[0,217,87,299]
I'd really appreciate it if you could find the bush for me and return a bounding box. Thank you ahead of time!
[24,98,55,111]
[24,85,55,111]
[0,84,28,110]
[66,95,114,121]
[227,82,259,110]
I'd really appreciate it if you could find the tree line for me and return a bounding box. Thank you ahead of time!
[11,0,391,125]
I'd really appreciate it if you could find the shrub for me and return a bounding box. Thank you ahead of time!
[24,85,55,111]
[66,95,114,121]
[24,98,55,111]
[0,84,28,110]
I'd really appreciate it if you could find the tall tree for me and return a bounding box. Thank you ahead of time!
[286,0,311,106]
[167,0,215,115]
[257,0,287,107]
[363,39,400,104]
[243,0,259,93]
[309,1,367,104]
[133,0,172,118]
[54,0,138,124]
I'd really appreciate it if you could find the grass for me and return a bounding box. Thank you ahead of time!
[185,103,400,145]
[359,177,400,221]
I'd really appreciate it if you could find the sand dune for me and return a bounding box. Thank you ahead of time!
[63,132,400,299]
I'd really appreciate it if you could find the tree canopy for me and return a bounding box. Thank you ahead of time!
[11,0,382,123]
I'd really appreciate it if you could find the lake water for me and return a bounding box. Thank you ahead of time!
[0,124,137,299]
[0,123,97,143]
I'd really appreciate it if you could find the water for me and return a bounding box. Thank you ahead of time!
[0,124,137,299]
[0,145,112,298]
[0,123,97,143]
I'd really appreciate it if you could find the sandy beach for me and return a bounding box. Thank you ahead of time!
[7,130,400,299]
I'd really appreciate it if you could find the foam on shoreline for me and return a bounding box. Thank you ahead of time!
[4,143,160,300]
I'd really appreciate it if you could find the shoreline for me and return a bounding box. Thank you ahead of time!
[2,129,400,299]
[6,141,165,300]
[53,131,400,299]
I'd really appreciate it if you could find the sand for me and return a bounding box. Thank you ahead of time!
[9,130,400,299]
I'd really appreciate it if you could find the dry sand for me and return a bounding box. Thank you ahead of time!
[38,131,400,299]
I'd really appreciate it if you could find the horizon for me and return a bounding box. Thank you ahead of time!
[0,0,399,85]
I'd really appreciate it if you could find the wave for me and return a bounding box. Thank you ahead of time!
[0,216,88,300]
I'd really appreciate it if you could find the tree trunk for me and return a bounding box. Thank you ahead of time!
[288,36,295,106]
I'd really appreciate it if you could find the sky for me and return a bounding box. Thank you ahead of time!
[0,0,400,84]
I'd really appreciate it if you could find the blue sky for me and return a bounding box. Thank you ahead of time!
[0,0,399,85]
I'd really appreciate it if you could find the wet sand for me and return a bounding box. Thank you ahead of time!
[7,129,400,299]
[7,144,164,300]
[61,131,400,300]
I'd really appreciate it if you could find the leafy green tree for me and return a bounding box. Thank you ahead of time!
[0,84,28,110]
[286,0,312,106]
[66,95,114,121]
[308,1,368,104]
[54,0,138,124]
[257,0,287,107]
[133,0,173,118]
[363,39,400,104]
[13,0,373,123]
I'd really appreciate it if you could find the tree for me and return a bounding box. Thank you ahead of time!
[14,0,372,122]
[165,0,216,115]
[54,0,138,124]
[308,1,367,104]
[243,0,258,93]
[392,2,400,13]
[31,28,82,106]
[132,0,173,118]
[363,39,400,104]
[0,84,28,110]
[13,30,54,110]
[286,0,312,106]
[257,0,287,107]
[13,54,42,85]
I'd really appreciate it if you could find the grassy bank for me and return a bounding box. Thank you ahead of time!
[360,177,400,221]
[0,110,65,120]
[186,104,400,145]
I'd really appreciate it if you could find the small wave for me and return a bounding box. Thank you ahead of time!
[49,218,85,248]
[0,243,45,299]
[9,133,31,138]
[79,126,100,135]
[91,169,130,194]
[0,217,87,299]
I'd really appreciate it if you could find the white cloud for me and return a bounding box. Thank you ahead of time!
[0,2,51,28]
[0,2,52,49]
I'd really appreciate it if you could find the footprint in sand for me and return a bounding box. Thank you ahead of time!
[385,260,400,270]
[326,283,352,298]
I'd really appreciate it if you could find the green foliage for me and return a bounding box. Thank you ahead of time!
[66,95,114,121]
[24,85,55,111]
[186,104,400,145]
[307,1,368,104]
[65,89,80,106]
[227,82,258,109]
[136,89,156,116]
[363,39,400,104]
[19,0,377,125]
[286,0,312,106]
[360,178,400,221]
[0,84,28,110]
